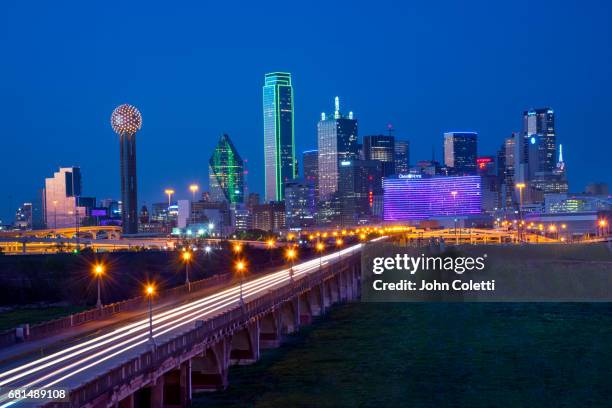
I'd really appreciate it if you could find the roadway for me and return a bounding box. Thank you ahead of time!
[0,243,363,407]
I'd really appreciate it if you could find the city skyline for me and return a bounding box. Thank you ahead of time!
[1,1,612,222]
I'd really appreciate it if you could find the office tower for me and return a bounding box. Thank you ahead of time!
[523,108,556,173]
[302,149,318,188]
[263,72,296,202]
[338,159,383,225]
[252,202,286,232]
[383,175,482,221]
[14,203,33,230]
[111,104,142,234]
[363,135,395,177]
[317,97,359,201]
[285,179,316,229]
[443,132,477,175]
[394,140,410,175]
[209,134,245,204]
[531,144,568,200]
[247,193,260,209]
[43,167,87,229]
[477,156,500,213]
[503,134,517,208]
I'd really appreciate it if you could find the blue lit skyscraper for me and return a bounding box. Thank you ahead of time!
[263,72,296,202]
[443,132,478,175]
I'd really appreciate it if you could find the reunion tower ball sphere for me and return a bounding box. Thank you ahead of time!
[111,104,142,134]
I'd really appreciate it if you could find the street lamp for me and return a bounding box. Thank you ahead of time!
[316,242,325,268]
[189,184,199,224]
[515,183,526,242]
[336,238,344,260]
[233,243,242,255]
[52,200,58,231]
[599,219,608,237]
[182,251,192,291]
[93,264,104,308]
[286,248,297,282]
[164,189,175,209]
[235,260,246,307]
[145,284,156,346]
[266,239,275,262]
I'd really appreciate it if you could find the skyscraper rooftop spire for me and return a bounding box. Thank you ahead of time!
[334,96,340,119]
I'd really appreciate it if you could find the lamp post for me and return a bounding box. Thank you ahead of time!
[52,200,58,231]
[189,184,198,224]
[266,239,275,263]
[599,219,608,237]
[235,260,246,308]
[93,264,104,308]
[286,248,297,282]
[316,242,325,268]
[515,183,526,242]
[182,251,192,291]
[145,284,156,346]
[164,189,175,209]
[336,238,343,260]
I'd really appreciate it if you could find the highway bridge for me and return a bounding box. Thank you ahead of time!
[0,243,365,408]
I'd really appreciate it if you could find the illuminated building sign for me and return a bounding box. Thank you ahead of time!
[383,175,482,221]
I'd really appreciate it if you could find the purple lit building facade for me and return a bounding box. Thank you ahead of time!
[383,175,482,221]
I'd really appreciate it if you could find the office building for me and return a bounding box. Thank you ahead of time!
[338,159,383,225]
[302,149,318,191]
[383,175,482,221]
[252,202,286,232]
[209,134,245,204]
[444,132,477,175]
[394,140,410,176]
[523,107,556,173]
[43,167,87,229]
[363,135,395,177]
[317,97,359,201]
[285,179,316,229]
[263,72,296,202]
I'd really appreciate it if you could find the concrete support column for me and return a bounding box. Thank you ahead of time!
[180,360,192,407]
[230,321,260,365]
[299,292,313,325]
[191,339,230,392]
[117,394,134,408]
[259,310,281,349]
[150,375,164,408]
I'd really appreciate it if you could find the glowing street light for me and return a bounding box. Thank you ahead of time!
[164,189,175,209]
[182,251,192,291]
[189,184,199,224]
[145,284,156,346]
[233,243,242,255]
[316,241,325,268]
[266,239,275,262]
[93,264,105,309]
[235,260,246,307]
[286,248,297,281]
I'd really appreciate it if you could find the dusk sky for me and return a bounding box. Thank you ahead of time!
[1,0,611,221]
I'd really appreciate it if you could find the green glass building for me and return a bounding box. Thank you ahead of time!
[263,72,296,202]
[209,134,244,204]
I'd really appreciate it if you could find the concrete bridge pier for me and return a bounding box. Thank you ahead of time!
[308,284,325,317]
[191,339,230,392]
[298,292,313,325]
[279,297,300,334]
[259,310,281,349]
[230,321,260,365]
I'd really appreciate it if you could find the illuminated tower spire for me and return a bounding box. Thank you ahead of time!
[334,96,340,119]
[111,104,142,234]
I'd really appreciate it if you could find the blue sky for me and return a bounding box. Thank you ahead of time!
[1,0,611,221]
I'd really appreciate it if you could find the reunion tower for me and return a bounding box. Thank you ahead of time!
[111,104,142,234]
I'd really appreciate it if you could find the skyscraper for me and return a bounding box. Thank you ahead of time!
[111,104,142,234]
[302,150,318,186]
[317,97,359,201]
[43,167,87,229]
[443,132,477,175]
[263,72,296,202]
[209,134,245,204]
[363,135,395,177]
[394,140,410,176]
[338,159,383,225]
[523,108,556,173]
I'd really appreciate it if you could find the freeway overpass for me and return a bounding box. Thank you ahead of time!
[0,243,365,408]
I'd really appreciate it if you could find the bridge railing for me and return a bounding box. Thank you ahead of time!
[65,253,360,408]
[22,273,232,343]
